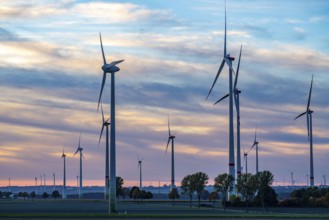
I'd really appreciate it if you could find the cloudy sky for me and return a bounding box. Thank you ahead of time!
[0,0,328,187]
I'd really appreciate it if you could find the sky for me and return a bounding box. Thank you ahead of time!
[0,0,328,188]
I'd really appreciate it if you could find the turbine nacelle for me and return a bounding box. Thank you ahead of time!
[169,135,175,139]
[227,54,235,61]
[102,64,120,73]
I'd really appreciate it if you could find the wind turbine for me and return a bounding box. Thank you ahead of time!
[165,117,176,191]
[74,134,84,199]
[242,146,249,174]
[35,177,37,193]
[306,174,309,186]
[249,128,259,174]
[98,102,111,199]
[214,45,243,177]
[97,33,124,213]
[323,175,326,186]
[138,154,143,190]
[294,75,314,187]
[206,1,235,192]
[61,148,66,199]
[289,171,294,186]
[53,173,55,191]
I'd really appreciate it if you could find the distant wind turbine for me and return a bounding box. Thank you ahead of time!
[61,148,67,199]
[165,117,176,191]
[53,173,55,191]
[35,177,37,193]
[138,154,143,190]
[306,174,309,186]
[98,102,110,200]
[294,75,314,187]
[249,128,259,174]
[40,175,42,188]
[289,171,294,186]
[214,45,243,177]
[206,1,235,192]
[97,32,124,213]
[242,146,250,174]
[74,134,84,199]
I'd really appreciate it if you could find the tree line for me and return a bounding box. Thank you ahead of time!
[174,170,278,212]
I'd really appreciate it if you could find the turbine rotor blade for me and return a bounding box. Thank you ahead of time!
[234,93,238,113]
[165,138,170,155]
[101,102,105,123]
[307,74,313,111]
[294,111,307,120]
[214,94,229,105]
[307,113,310,141]
[109,60,124,67]
[99,32,107,65]
[97,72,107,112]
[168,116,171,136]
[224,1,227,57]
[206,59,225,100]
[224,57,235,73]
[78,133,81,148]
[98,125,105,148]
[234,45,242,90]
[74,148,79,156]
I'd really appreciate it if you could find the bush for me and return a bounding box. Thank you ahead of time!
[280,198,301,207]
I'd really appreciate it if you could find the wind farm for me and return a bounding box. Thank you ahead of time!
[0,0,328,218]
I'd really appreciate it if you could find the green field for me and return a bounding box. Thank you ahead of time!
[1,199,329,219]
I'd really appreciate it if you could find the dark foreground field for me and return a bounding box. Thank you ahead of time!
[0,199,329,219]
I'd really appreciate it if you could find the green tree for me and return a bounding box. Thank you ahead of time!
[214,173,234,211]
[201,190,210,200]
[254,186,278,208]
[191,172,209,206]
[256,170,275,211]
[236,173,259,212]
[145,191,153,199]
[168,188,180,205]
[122,187,130,200]
[42,192,49,199]
[116,176,124,199]
[209,191,219,209]
[181,175,194,207]
[129,186,138,198]
[132,187,140,203]
[30,191,36,200]
[51,190,60,200]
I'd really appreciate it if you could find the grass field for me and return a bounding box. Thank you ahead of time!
[0,199,329,219]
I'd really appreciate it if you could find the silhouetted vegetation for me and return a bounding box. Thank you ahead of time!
[116,176,124,198]
[51,190,60,200]
[168,188,180,205]
[181,172,209,207]
[236,173,259,212]
[30,191,36,200]
[214,173,234,211]
[281,187,329,207]
[42,192,49,199]
[208,191,219,209]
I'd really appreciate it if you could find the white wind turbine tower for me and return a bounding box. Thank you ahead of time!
[165,117,176,191]
[98,102,110,199]
[242,145,251,174]
[249,128,259,174]
[74,134,84,199]
[206,0,236,194]
[35,177,37,194]
[289,171,294,186]
[138,154,143,190]
[214,45,243,177]
[53,173,55,191]
[294,75,315,187]
[97,33,124,213]
[61,148,67,199]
